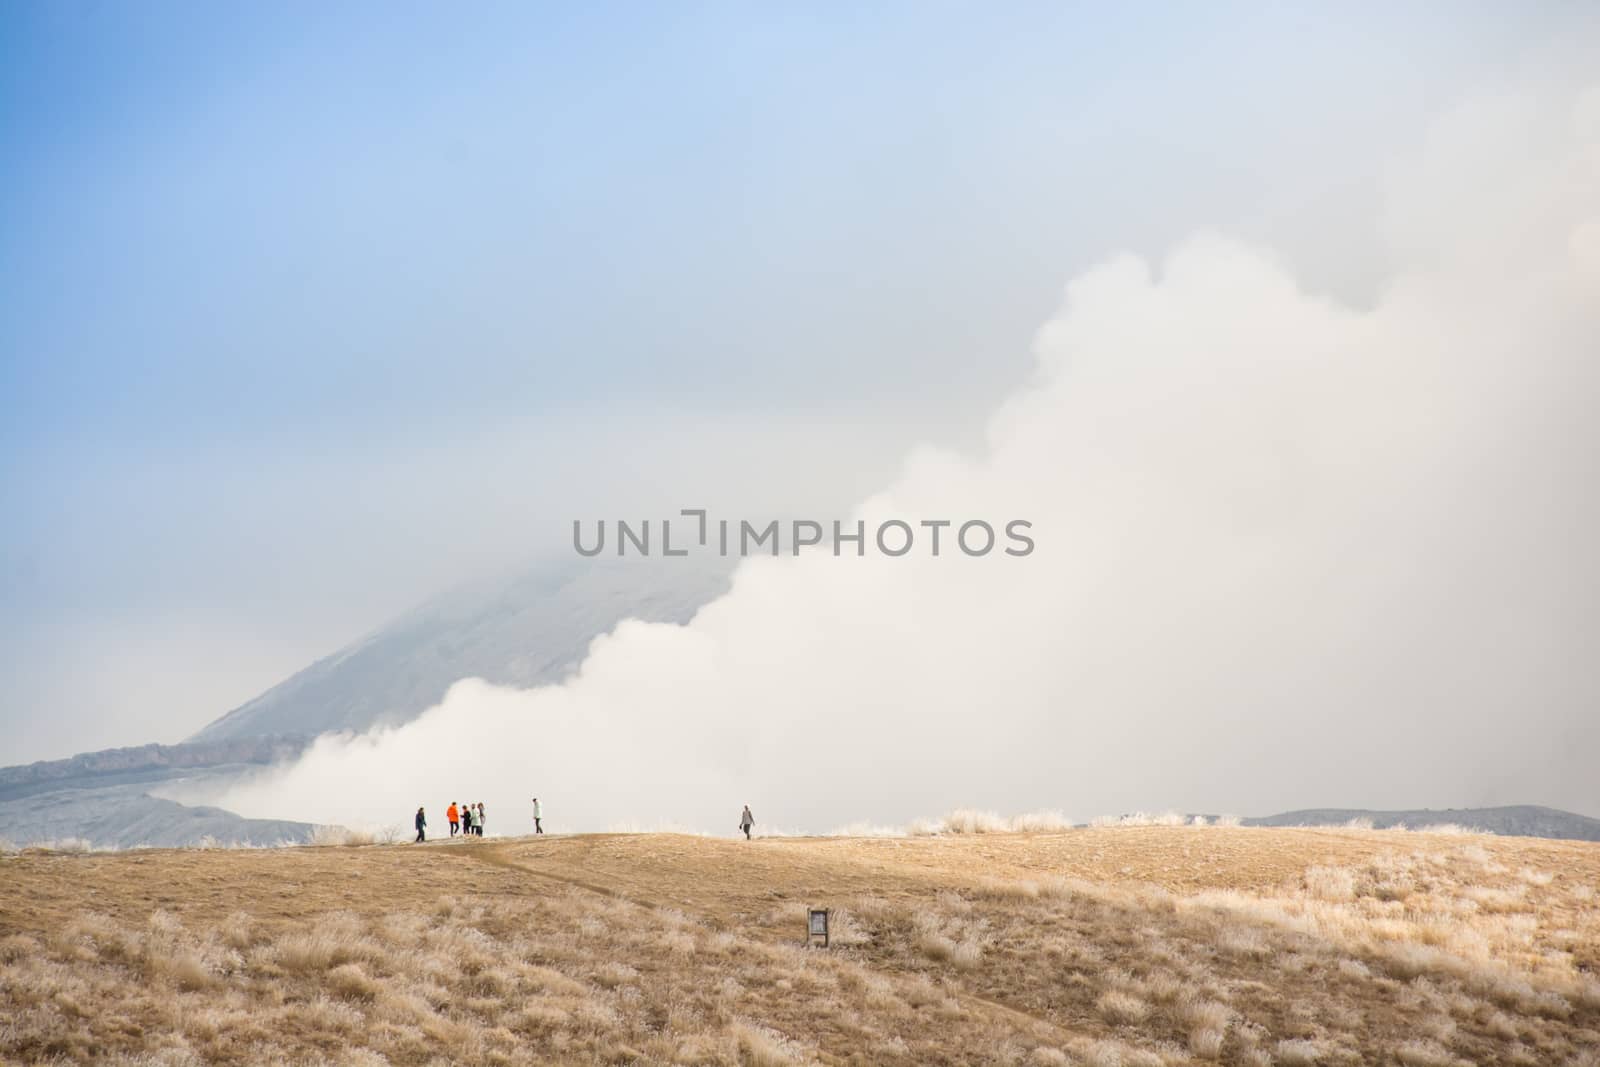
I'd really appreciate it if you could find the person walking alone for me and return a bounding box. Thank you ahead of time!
[415,806,427,843]
[739,804,754,841]
[447,801,460,837]
[531,797,544,835]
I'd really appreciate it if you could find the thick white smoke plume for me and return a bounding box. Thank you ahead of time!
[223,81,1600,834]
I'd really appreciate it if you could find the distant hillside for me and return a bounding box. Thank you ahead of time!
[0,786,317,849]
[190,556,733,744]
[0,736,320,847]
[1248,805,1600,842]
[0,736,310,800]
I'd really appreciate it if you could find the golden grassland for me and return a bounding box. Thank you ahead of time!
[2,825,1598,1065]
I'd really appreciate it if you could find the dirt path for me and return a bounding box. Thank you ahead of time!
[444,838,641,904]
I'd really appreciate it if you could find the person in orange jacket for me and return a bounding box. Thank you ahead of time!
[447,802,460,837]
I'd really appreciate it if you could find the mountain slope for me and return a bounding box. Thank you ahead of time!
[189,556,733,744]
[0,786,317,849]
[0,736,322,848]
[0,737,311,800]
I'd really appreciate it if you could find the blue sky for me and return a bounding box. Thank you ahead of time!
[1,2,1591,763]
[6,3,1545,445]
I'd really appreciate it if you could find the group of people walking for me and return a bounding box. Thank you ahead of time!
[448,801,486,836]
[412,801,486,842]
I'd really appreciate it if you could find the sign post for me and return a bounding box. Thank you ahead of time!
[807,907,830,948]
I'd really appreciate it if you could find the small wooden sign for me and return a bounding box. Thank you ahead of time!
[807,907,829,947]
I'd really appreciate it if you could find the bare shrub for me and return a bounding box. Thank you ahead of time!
[1305,865,1357,901]
[327,963,379,1001]
[150,949,214,990]
[275,917,379,974]
[978,877,1042,901]
[913,913,984,968]
[307,824,406,847]
[47,837,96,853]
[731,1021,805,1066]
[1189,1026,1226,1059]
[1011,810,1075,832]
[906,808,1077,834]
[339,1051,392,1067]
[1277,1037,1331,1064]
[1097,989,1150,1024]
[1091,811,1187,827]
[591,961,638,989]
[218,911,255,951]
[1176,996,1231,1030]
[1072,1037,1167,1067]
[941,809,1010,834]
[1337,958,1370,979]
[310,825,373,847]
[826,908,872,947]
[0,935,38,964]
[1217,922,1272,959]
[1177,996,1231,1057]
[1395,1039,1471,1066]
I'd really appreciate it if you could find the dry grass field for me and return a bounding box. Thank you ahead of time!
[2,824,1598,1065]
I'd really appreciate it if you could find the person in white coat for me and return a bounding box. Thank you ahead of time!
[531,797,544,835]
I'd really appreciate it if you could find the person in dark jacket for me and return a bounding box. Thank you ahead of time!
[414,806,427,843]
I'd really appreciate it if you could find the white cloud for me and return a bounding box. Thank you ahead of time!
[221,79,1600,834]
